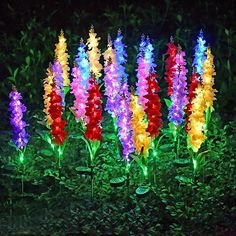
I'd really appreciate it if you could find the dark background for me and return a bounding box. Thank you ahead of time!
[0,0,236,125]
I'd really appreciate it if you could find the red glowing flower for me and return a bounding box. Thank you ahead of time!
[144,73,162,137]
[84,77,103,141]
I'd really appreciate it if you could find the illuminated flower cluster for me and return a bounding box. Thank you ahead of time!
[131,94,151,157]
[52,61,64,105]
[187,85,206,152]
[114,30,128,83]
[71,67,87,121]
[145,37,156,72]
[144,73,162,137]
[164,38,177,96]
[9,87,29,149]
[48,85,67,145]
[168,48,188,126]
[103,37,120,116]
[84,77,103,141]
[54,30,70,86]
[117,82,134,161]
[87,26,102,79]
[193,30,207,77]
[136,35,150,109]
[43,64,54,125]
[202,48,217,111]
[75,39,90,88]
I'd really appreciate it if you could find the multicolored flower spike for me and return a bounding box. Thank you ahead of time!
[117,81,134,161]
[54,30,70,87]
[144,73,162,137]
[136,35,150,109]
[187,84,206,152]
[48,84,67,145]
[114,30,128,83]
[84,77,103,141]
[168,46,188,126]
[43,64,54,126]
[131,93,151,157]
[87,26,102,79]
[103,36,120,117]
[164,37,177,96]
[9,86,29,150]
[202,48,217,112]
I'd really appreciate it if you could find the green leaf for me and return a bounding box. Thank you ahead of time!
[164,98,172,108]
[39,149,53,157]
[110,176,127,187]
[64,86,70,96]
[25,56,30,64]
[136,186,150,196]
[175,176,193,184]
[173,159,191,167]
[75,166,92,174]
[159,143,174,151]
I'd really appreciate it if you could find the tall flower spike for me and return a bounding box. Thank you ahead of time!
[48,84,67,145]
[114,30,128,83]
[144,73,162,137]
[202,48,217,111]
[164,37,177,96]
[193,30,207,78]
[117,81,134,161]
[145,36,156,73]
[9,86,29,149]
[43,64,54,125]
[187,84,206,152]
[130,93,151,157]
[87,26,102,79]
[168,46,188,126]
[103,36,120,117]
[136,35,149,109]
[84,77,103,141]
[54,30,70,86]
[75,38,90,89]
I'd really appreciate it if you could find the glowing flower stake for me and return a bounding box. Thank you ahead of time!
[103,36,120,117]
[130,93,151,179]
[186,30,207,126]
[164,37,178,96]
[168,46,188,158]
[87,26,102,79]
[117,82,134,162]
[187,84,207,175]
[54,30,70,87]
[43,64,54,126]
[9,86,29,163]
[202,48,217,134]
[48,82,67,167]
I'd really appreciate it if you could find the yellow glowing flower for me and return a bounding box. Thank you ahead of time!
[54,30,70,86]
[187,85,206,152]
[43,64,54,125]
[202,48,217,111]
[103,36,116,65]
[87,26,102,79]
[130,94,151,157]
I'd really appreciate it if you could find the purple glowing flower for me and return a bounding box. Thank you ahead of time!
[117,81,134,161]
[52,61,65,105]
[9,87,29,149]
[168,49,188,126]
